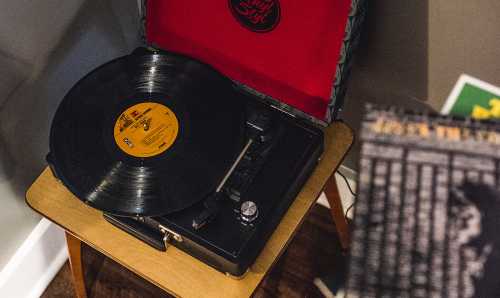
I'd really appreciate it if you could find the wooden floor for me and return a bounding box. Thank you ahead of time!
[42,205,344,298]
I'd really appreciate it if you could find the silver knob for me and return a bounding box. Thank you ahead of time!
[240,201,258,223]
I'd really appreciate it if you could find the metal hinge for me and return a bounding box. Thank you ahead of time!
[270,104,296,118]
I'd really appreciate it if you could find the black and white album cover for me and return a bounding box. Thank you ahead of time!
[345,106,500,298]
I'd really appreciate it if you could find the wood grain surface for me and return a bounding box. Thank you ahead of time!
[42,205,344,298]
[66,232,88,298]
[26,121,353,298]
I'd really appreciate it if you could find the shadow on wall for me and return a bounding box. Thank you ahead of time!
[0,0,141,200]
[0,134,14,183]
[340,0,430,171]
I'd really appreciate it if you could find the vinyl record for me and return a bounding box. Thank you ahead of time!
[49,48,246,216]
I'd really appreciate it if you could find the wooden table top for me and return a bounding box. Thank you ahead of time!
[26,121,353,298]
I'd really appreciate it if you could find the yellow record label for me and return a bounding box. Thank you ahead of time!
[113,102,179,158]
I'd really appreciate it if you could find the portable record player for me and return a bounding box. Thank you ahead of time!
[47,0,366,277]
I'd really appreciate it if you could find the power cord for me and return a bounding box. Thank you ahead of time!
[336,170,357,221]
[337,170,357,197]
[344,201,356,222]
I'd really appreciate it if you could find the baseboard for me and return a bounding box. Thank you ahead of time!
[0,218,68,298]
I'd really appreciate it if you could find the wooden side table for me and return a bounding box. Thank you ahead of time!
[26,122,353,298]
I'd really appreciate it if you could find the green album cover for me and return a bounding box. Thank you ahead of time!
[442,74,500,118]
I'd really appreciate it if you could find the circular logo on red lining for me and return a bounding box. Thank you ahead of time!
[229,0,280,33]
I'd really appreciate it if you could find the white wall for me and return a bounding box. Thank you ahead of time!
[0,0,85,271]
[428,0,500,108]
[0,1,141,295]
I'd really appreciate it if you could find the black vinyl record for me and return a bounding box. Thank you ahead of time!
[49,48,246,216]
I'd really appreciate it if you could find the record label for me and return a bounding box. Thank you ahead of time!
[113,102,179,158]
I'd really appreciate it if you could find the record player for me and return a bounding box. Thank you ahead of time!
[47,0,366,277]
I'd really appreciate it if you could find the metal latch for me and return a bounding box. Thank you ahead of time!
[158,224,183,250]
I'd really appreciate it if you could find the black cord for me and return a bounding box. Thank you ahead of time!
[344,201,355,221]
[337,170,357,197]
[336,170,357,220]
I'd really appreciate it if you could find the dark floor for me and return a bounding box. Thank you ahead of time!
[42,205,344,298]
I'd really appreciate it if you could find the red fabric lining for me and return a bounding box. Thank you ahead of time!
[147,0,351,120]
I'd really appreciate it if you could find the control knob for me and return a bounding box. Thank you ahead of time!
[240,201,258,223]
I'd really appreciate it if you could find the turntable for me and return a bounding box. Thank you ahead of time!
[43,0,366,278]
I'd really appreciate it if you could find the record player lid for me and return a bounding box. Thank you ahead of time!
[146,0,364,123]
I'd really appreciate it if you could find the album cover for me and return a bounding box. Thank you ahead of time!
[346,106,500,297]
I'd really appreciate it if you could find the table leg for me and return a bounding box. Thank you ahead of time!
[65,232,88,298]
[324,174,350,251]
